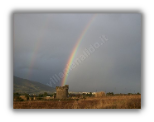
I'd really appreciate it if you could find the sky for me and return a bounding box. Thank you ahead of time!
[13,13,141,93]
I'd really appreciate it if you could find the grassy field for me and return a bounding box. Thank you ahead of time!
[13,95,141,109]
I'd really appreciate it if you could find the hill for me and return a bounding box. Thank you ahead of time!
[13,76,55,94]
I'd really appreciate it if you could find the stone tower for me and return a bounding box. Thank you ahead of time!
[56,85,69,99]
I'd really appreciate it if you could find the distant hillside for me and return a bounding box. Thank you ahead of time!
[14,76,55,94]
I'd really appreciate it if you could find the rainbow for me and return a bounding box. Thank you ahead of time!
[27,18,50,79]
[61,14,97,86]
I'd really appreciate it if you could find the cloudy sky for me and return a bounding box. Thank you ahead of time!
[13,13,141,93]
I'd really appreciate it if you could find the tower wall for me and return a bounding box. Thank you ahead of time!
[56,85,69,99]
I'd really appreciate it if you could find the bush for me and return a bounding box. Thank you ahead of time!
[37,97,44,100]
[39,94,43,97]
[106,92,114,96]
[14,96,24,101]
[24,93,29,100]
[43,92,48,97]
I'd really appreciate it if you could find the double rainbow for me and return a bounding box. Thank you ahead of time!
[61,14,97,86]
[27,18,50,79]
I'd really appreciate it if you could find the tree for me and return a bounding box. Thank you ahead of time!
[14,92,19,96]
[24,93,29,100]
[89,92,92,97]
[13,93,24,101]
[137,92,140,95]
[43,92,48,97]
[39,93,43,97]
[106,92,114,96]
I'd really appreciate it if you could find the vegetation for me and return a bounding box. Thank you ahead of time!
[24,93,29,100]
[13,93,24,101]
[106,92,114,96]
[13,94,141,109]
[13,91,141,109]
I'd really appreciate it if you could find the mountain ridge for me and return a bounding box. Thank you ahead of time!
[13,76,55,94]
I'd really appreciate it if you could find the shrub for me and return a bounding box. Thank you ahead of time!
[14,96,24,101]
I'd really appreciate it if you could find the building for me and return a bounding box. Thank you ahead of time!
[56,85,69,99]
[92,92,96,95]
[82,92,89,94]
[95,91,106,97]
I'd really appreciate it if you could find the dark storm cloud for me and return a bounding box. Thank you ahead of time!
[13,13,141,93]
